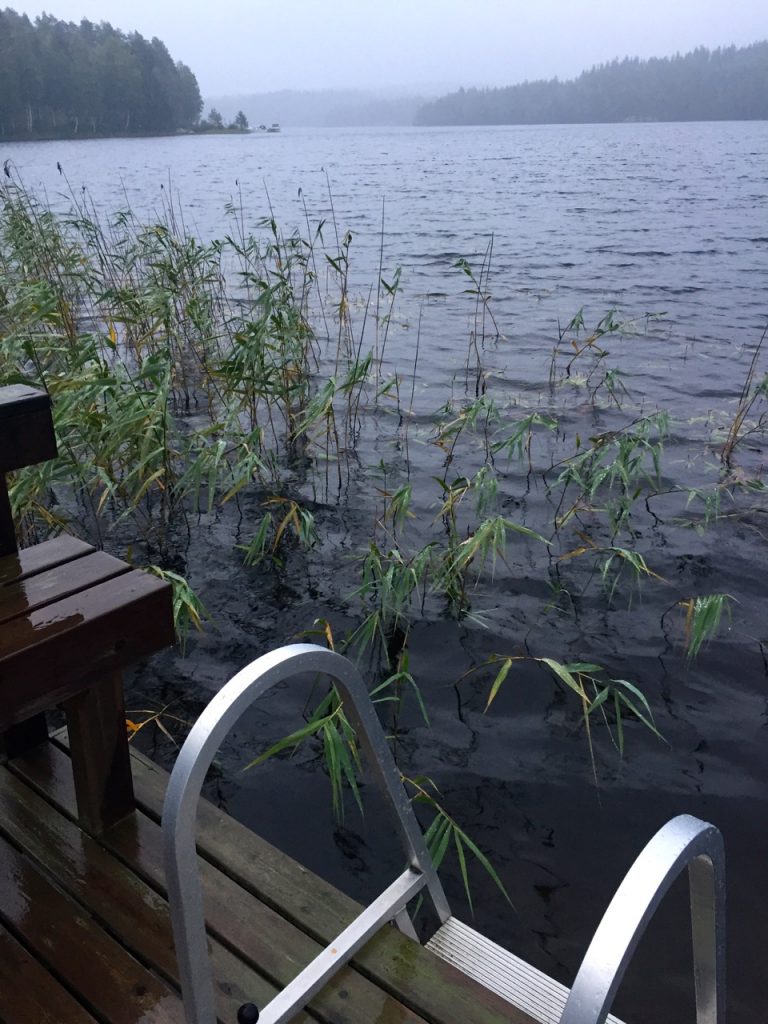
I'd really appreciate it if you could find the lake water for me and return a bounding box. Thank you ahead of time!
[4,122,768,1022]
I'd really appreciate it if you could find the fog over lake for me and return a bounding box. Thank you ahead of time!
[7,0,768,94]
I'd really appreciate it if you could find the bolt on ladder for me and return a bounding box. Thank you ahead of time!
[162,644,725,1024]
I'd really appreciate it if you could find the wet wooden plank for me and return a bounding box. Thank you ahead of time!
[18,739,536,1024]
[0,923,98,1024]
[0,538,96,759]
[0,550,131,625]
[0,535,94,587]
[0,765,314,1024]
[125,749,534,1024]
[0,570,172,666]
[9,746,430,1024]
[0,571,174,729]
[0,831,184,1024]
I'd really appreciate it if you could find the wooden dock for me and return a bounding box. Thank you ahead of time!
[0,733,537,1024]
[0,376,725,1023]
[0,385,539,1024]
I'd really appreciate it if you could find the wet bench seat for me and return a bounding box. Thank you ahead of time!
[0,383,174,832]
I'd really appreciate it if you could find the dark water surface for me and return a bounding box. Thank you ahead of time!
[5,123,768,1022]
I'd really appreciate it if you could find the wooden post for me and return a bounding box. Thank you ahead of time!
[0,385,58,759]
[63,673,136,833]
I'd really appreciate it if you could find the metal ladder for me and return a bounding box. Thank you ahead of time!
[162,643,725,1024]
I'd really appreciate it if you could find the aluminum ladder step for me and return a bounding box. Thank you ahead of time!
[426,917,625,1024]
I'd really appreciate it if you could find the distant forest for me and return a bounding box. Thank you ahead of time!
[415,42,768,125]
[0,8,203,139]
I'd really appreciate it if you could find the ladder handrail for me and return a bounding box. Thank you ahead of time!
[559,814,725,1024]
[162,643,451,1024]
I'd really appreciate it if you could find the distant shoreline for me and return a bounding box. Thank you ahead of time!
[2,119,767,146]
[0,128,254,145]
[414,116,768,127]
[416,42,768,127]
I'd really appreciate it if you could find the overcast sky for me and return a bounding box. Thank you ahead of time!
[9,0,768,96]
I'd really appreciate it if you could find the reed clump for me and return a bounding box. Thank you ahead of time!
[2,174,762,903]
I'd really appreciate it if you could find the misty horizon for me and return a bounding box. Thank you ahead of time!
[5,0,768,97]
[201,40,768,130]
[203,33,768,108]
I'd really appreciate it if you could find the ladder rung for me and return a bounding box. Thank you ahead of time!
[258,867,427,1024]
[426,917,626,1024]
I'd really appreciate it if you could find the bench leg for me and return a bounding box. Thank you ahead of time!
[0,714,49,763]
[64,672,135,833]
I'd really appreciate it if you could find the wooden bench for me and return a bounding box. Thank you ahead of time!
[0,383,174,832]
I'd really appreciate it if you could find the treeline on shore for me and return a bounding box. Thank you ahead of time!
[0,8,203,139]
[415,41,768,126]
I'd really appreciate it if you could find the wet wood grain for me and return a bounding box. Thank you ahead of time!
[0,536,94,588]
[0,571,173,729]
[15,738,537,1024]
[0,550,130,625]
[0,831,185,1024]
[9,745,428,1024]
[0,765,309,1024]
[0,923,99,1024]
